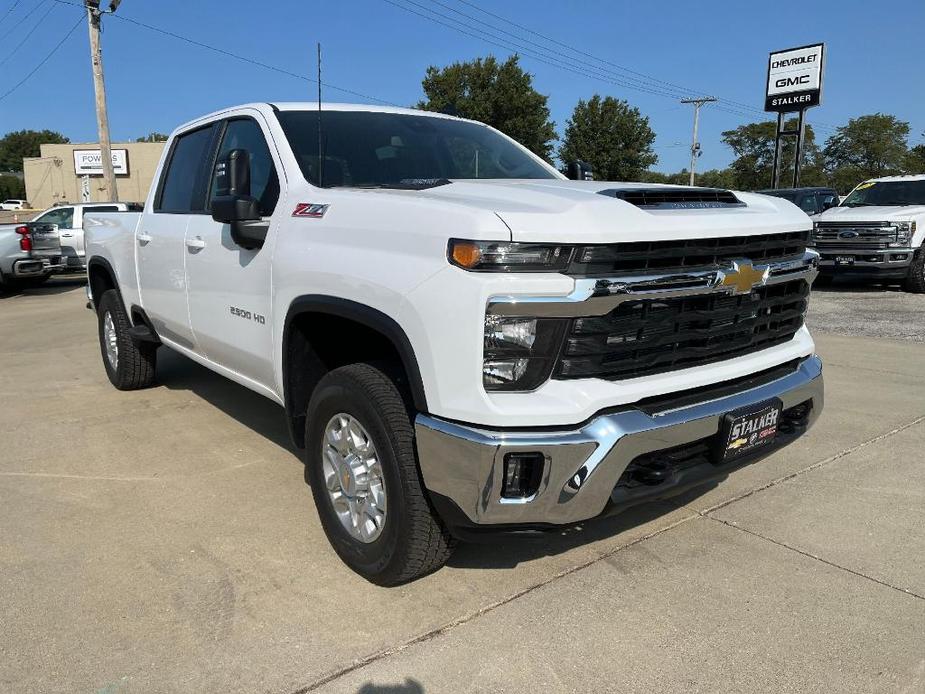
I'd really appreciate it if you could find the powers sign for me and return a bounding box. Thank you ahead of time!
[73,149,129,176]
[765,44,825,112]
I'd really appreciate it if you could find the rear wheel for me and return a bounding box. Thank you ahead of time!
[305,362,455,585]
[97,289,157,390]
[904,251,925,293]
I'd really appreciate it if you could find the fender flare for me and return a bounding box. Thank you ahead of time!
[283,295,429,417]
[86,257,124,311]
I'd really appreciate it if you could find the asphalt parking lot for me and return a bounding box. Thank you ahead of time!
[1,278,924,693]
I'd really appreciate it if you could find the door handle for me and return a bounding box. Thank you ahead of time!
[61,232,74,237]
[137,233,152,244]
[186,236,206,250]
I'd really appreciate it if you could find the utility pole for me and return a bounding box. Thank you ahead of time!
[85,0,120,202]
[680,96,716,186]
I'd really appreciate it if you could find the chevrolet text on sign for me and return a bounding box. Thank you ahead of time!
[73,149,129,176]
[765,43,825,112]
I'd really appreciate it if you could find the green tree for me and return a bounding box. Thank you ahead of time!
[417,55,557,161]
[0,174,26,200]
[903,138,925,174]
[823,114,910,191]
[557,95,656,181]
[135,132,168,143]
[721,119,825,190]
[0,129,70,172]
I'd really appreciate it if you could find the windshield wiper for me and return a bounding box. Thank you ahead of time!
[348,179,453,191]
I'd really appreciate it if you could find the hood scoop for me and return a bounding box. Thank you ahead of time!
[599,187,745,210]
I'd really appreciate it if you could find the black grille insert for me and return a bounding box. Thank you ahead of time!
[567,230,808,276]
[555,279,809,381]
[599,187,744,209]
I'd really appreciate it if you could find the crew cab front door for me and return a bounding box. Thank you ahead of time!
[184,115,281,389]
[137,123,217,350]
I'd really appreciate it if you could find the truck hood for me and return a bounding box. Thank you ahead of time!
[816,205,925,222]
[409,179,810,243]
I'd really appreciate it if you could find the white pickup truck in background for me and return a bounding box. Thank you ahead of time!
[84,102,824,584]
[26,202,141,274]
[811,175,925,291]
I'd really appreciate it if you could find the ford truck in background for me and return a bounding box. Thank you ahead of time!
[810,175,925,291]
[84,103,824,585]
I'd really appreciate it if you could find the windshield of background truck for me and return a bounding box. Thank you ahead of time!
[277,110,557,187]
[841,180,925,207]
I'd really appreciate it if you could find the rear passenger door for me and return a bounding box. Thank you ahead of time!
[184,115,281,388]
[138,123,217,350]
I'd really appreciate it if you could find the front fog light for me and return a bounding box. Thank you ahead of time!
[483,315,567,391]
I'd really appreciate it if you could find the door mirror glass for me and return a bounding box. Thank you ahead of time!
[211,149,265,250]
[819,194,837,211]
[566,160,593,181]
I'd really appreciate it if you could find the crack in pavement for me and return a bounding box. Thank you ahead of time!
[290,412,925,693]
[706,515,925,602]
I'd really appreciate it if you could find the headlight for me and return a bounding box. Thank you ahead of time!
[483,315,567,391]
[449,239,573,272]
[892,221,916,247]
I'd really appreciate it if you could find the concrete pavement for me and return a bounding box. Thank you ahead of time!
[1,279,923,693]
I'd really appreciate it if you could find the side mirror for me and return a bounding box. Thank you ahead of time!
[211,148,266,250]
[566,160,594,181]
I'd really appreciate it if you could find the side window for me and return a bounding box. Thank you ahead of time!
[798,195,818,214]
[35,207,74,228]
[210,118,280,216]
[84,205,120,213]
[155,125,216,213]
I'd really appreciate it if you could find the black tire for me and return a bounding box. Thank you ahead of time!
[97,289,157,390]
[305,363,455,585]
[904,251,925,293]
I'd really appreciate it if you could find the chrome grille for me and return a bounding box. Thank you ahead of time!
[567,230,808,276]
[812,221,899,249]
[554,279,809,381]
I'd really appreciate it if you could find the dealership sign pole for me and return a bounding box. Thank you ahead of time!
[765,43,825,189]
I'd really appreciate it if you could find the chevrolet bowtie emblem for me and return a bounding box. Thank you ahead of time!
[719,260,769,295]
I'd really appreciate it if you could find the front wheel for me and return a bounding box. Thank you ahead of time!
[305,363,455,585]
[97,289,157,390]
[904,250,925,293]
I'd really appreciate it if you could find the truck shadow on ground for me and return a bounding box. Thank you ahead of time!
[0,276,88,298]
[155,347,722,570]
[812,278,907,293]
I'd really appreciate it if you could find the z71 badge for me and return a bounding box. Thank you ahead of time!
[292,203,330,218]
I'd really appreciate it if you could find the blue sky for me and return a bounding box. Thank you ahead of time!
[1,0,923,173]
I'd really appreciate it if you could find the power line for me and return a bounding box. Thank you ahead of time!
[443,0,838,131]
[0,0,23,27]
[0,2,57,68]
[0,13,84,103]
[0,0,49,41]
[49,0,398,106]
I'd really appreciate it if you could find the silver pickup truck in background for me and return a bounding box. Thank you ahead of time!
[0,222,54,289]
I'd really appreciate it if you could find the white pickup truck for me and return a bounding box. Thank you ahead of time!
[85,102,824,585]
[811,175,925,291]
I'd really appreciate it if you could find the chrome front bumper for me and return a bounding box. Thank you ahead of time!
[813,246,916,274]
[416,356,823,529]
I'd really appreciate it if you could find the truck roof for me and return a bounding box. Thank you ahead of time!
[172,102,483,136]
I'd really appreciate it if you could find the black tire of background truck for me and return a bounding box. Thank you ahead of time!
[97,289,157,390]
[903,251,925,293]
[304,362,456,586]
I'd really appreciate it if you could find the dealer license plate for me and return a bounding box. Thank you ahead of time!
[835,255,855,265]
[717,399,782,463]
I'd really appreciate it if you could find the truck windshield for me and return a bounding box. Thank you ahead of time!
[841,180,925,207]
[277,110,557,188]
